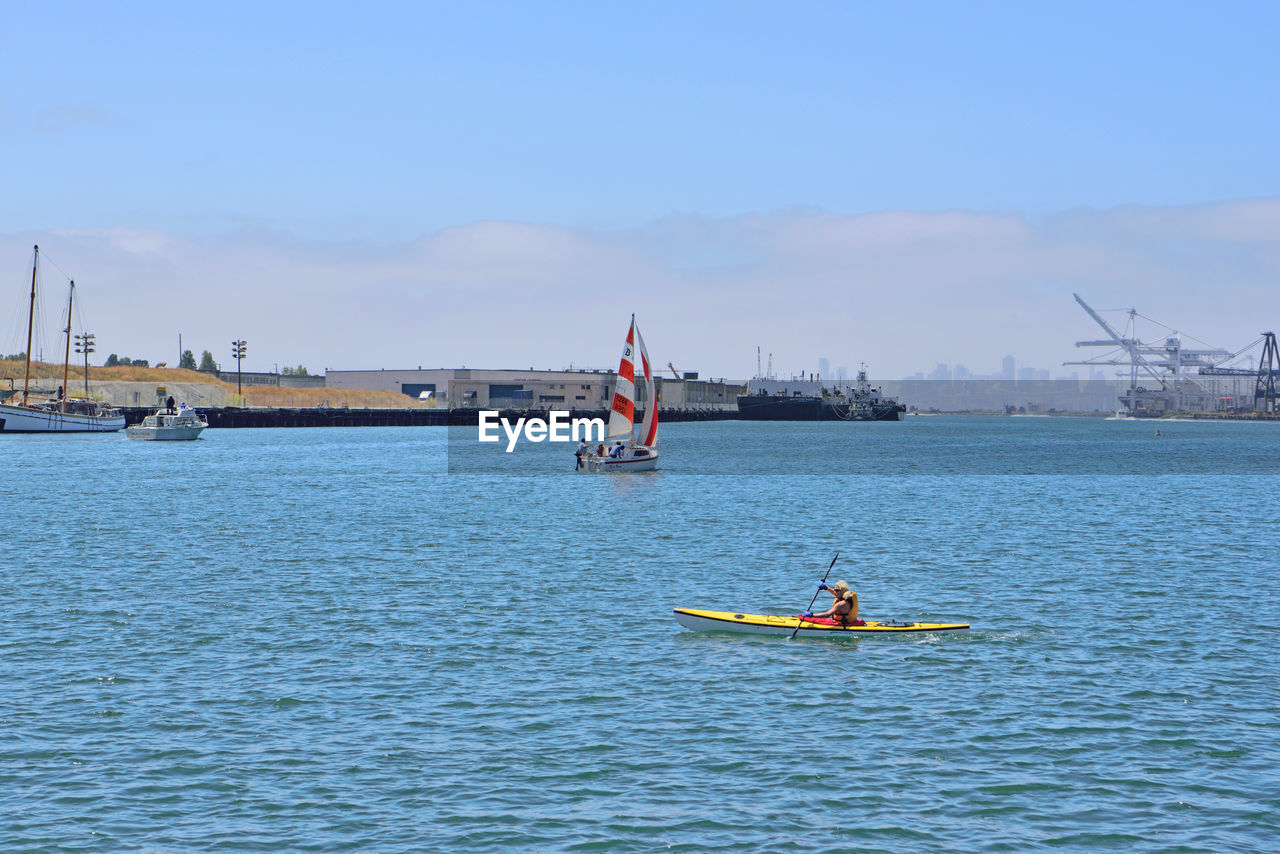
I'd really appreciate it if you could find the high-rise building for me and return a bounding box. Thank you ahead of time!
[818,357,830,379]
[1002,355,1015,380]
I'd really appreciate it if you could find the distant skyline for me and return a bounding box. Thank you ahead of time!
[4,2,1279,378]
[899,359,1112,383]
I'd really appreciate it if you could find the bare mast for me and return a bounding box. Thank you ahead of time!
[21,245,38,406]
[61,281,75,413]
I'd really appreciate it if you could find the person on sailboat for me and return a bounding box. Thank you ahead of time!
[575,440,588,470]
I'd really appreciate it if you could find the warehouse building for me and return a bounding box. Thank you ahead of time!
[325,368,744,411]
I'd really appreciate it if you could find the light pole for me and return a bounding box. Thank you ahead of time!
[232,339,247,398]
[74,332,95,399]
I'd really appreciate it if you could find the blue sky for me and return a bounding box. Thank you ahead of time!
[4,1,1279,378]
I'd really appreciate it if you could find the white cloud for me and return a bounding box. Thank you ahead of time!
[4,198,1278,379]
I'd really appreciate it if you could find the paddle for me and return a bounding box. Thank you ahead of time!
[790,552,840,639]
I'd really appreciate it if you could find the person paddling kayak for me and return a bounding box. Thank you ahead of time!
[802,579,865,627]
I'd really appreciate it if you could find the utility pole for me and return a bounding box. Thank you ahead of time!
[232,339,247,397]
[74,332,95,399]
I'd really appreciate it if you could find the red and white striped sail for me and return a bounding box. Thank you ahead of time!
[605,316,638,440]
[633,321,658,447]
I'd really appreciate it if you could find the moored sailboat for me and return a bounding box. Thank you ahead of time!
[581,315,658,472]
[0,246,125,433]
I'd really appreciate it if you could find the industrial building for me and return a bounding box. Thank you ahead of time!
[324,368,745,411]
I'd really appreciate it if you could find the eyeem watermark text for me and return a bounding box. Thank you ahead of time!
[478,410,606,452]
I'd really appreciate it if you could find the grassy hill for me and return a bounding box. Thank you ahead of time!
[1,360,431,409]
[1,359,225,385]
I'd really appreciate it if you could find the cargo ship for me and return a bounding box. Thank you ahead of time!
[736,367,905,421]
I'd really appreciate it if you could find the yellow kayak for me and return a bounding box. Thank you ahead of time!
[673,607,969,637]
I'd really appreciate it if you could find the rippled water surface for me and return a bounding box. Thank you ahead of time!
[3,417,1278,851]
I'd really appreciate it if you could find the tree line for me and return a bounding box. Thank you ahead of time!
[100,349,307,376]
[105,350,216,371]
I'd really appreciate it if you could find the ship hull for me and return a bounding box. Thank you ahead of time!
[580,447,658,472]
[125,425,206,441]
[735,396,905,422]
[0,402,126,433]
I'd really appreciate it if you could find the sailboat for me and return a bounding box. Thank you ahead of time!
[0,246,125,433]
[581,314,659,472]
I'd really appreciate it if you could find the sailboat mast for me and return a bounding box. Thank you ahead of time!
[21,245,38,406]
[61,281,75,413]
[604,314,638,442]
[629,315,637,444]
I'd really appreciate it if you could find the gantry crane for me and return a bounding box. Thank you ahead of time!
[1064,293,1230,412]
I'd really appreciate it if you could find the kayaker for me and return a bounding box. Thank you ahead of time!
[819,579,850,611]
[808,580,864,626]
[839,589,864,626]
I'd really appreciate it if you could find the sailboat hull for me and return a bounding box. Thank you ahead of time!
[583,447,658,472]
[0,402,125,433]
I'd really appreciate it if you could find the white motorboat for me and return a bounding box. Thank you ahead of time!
[579,314,659,472]
[125,404,208,441]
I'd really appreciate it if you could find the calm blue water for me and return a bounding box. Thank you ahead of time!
[3,417,1278,852]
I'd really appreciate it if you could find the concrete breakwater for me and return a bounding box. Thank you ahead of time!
[120,406,738,429]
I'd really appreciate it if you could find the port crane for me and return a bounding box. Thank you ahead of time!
[1064,294,1230,413]
[1260,333,1279,413]
[1067,294,1277,414]
[1196,331,1279,413]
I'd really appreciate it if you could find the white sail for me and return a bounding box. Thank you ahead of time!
[605,315,637,440]
[633,321,658,447]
